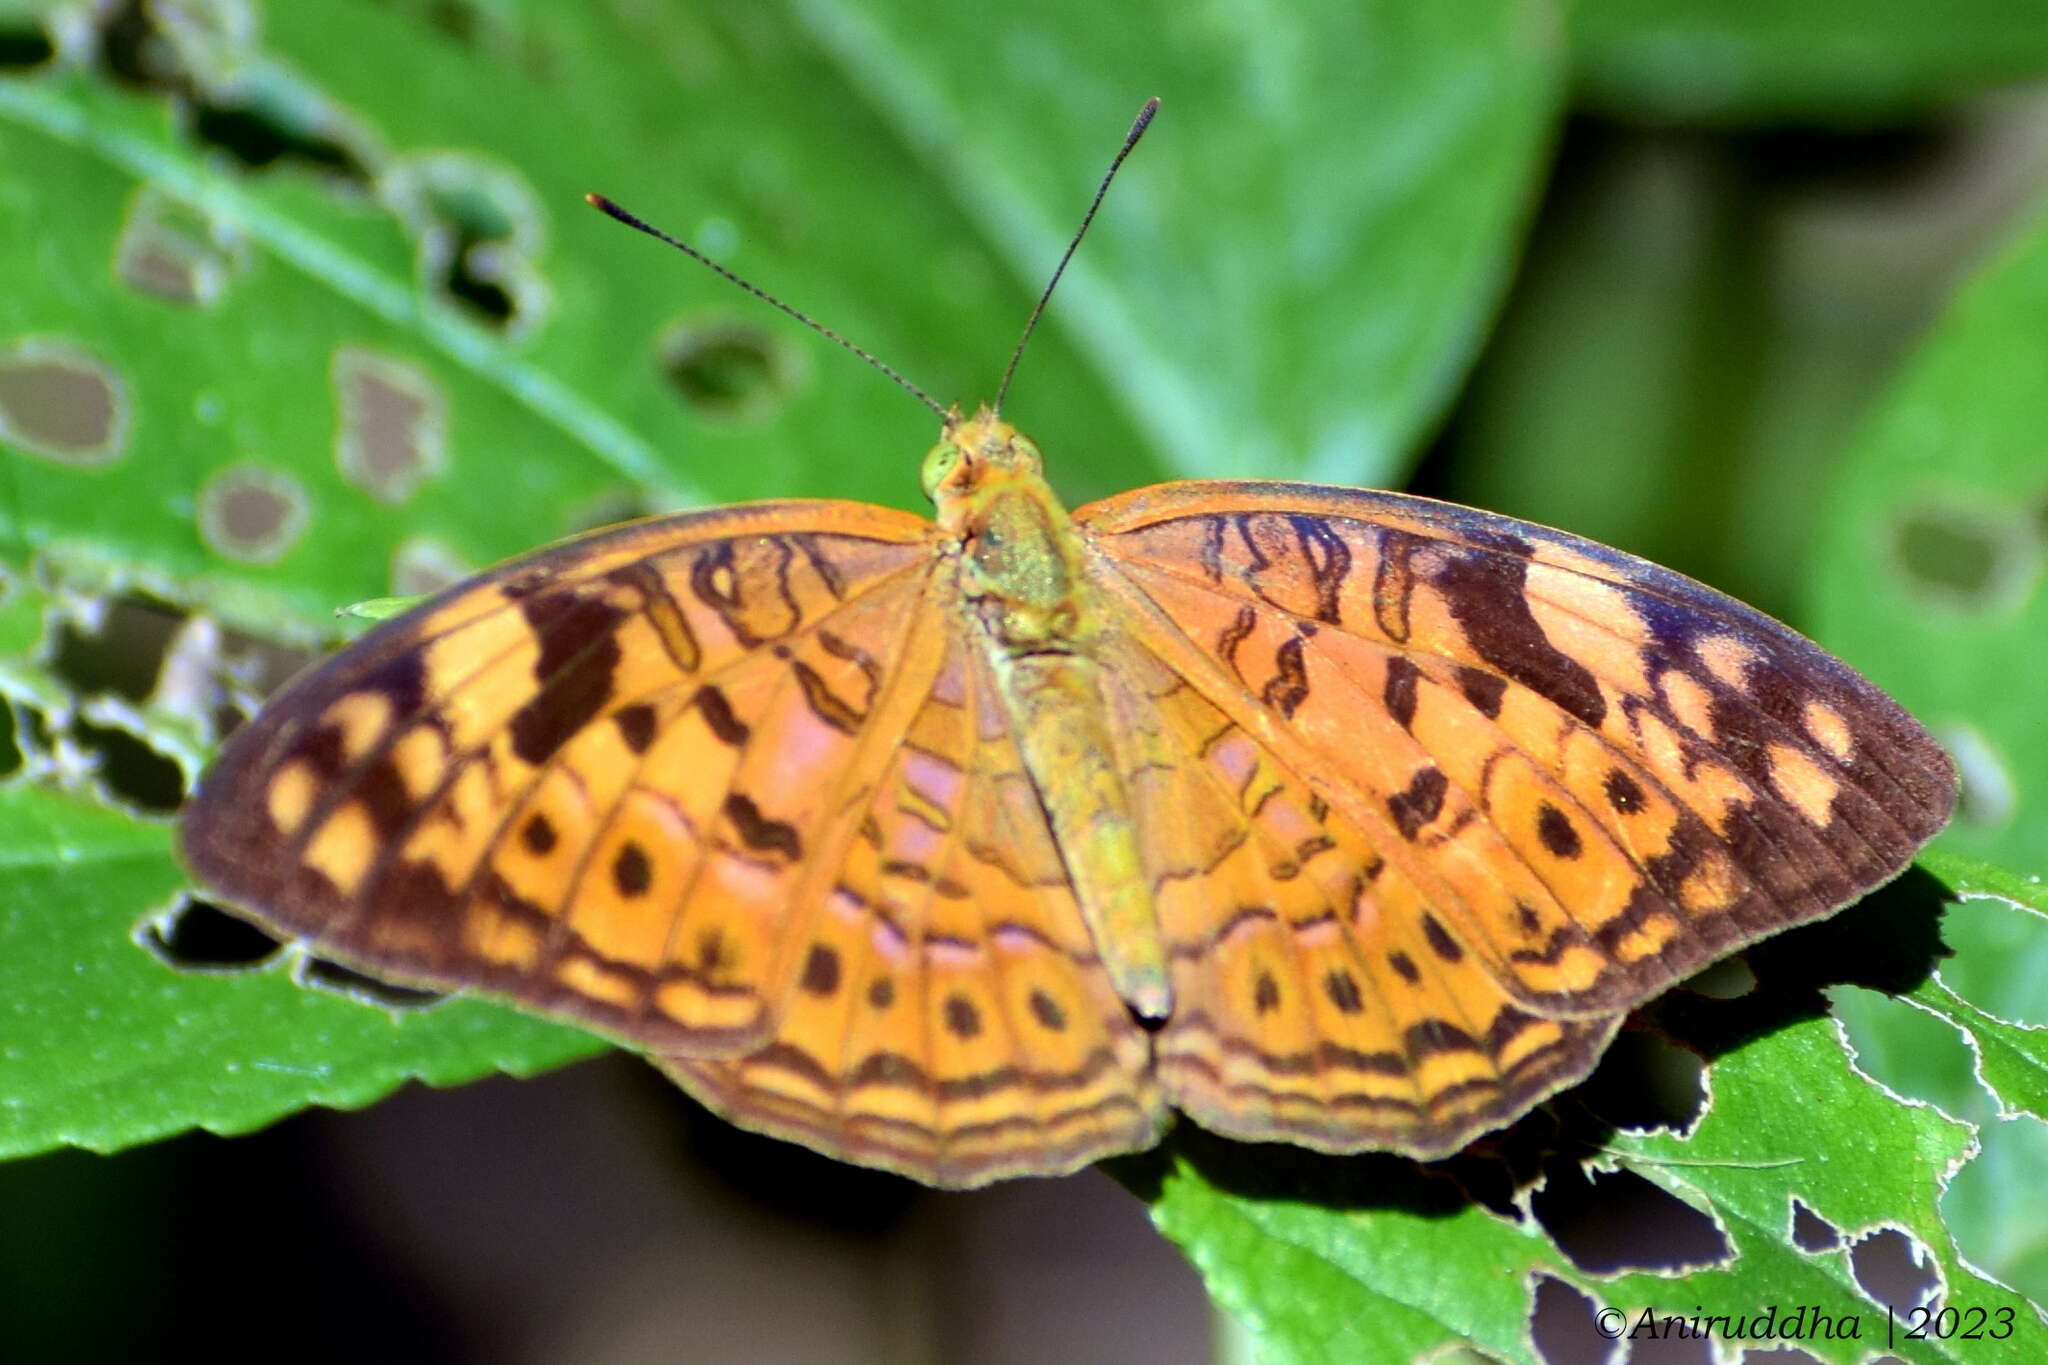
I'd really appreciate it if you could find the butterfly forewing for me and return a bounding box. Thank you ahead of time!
[1077,481,1956,1029]
[181,502,937,1053]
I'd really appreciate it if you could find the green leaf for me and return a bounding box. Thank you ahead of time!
[778,0,1565,483]
[1573,0,2048,122]
[1804,199,2048,1313]
[0,782,605,1157]
[1144,971,2048,1364]
[1811,199,2048,879]
[0,0,1561,1163]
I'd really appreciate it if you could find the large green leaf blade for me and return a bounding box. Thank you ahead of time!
[0,782,606,1158]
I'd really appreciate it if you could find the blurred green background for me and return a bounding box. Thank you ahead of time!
[2,1,2046,1361]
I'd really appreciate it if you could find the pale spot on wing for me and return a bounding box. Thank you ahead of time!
[304,801,375,894]
[558,954,642,1010]
[1661,670,1718,741]
[1633,711,1751,832]
[1803,698,1855,762]
[904,748,965,813]
[265,760,317,836]
[1293,916,1342,949]
[463,892,545,970]
[1767,743,1841,825]
[1697,634,1759,690]
[1525,565,1653,695]
[388,726,448,800]
[706,848,780,904]
[321,691,393,764]
[928,938,983,968]
[1211,730,1258,792]
[1680,849,1741,913]
[1612,913,1681,964]
[1528,538,1622,579]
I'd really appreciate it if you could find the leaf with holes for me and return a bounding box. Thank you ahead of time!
[0,0,1562,1158]
[1812,201,2048,1311]
[1141,867,2046,1363]
[0,782,606,1158]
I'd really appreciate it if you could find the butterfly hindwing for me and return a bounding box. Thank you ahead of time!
[1095,627,1623,1157]
[664,605,1166,1186]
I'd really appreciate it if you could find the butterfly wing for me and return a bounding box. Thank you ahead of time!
[664,605,1166,1186]
[182,500,1164,1185]
[181,502,942,1053]
[1076,480,1953,1157]
[1092,625,1623,1157]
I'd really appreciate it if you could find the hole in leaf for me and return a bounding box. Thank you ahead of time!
[1889,502,2036,613]
[92,0,372,188]
[50,593,188,704]
[1528,1276,1615,1365]
[189,98,367,181]
[0,699,20,777]
[1849,1227,1939,1313]
[1573,1029,1705,1136]
[0,338,129,465]
[333,348,447,503]
[1532,1165,1731,1276]
[197,464,309,565]
[143,896,283,970]
[386,155,545,332]
[96,0,183,89]
[1790,1200,1841,1253]
[117,189,241,306]
[661,319,805,423]
[0,16,56,69]
[71,716,185,812]
[299,957,445,1010]
[16,702,54,759]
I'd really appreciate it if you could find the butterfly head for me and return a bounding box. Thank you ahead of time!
[922,405,1046,508]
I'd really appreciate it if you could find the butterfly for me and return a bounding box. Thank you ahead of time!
[177,104,1956,1188]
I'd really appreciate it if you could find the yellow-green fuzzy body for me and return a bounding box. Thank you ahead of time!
[926,408,1170,1018]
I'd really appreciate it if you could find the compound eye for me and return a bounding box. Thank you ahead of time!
[920,441,963,499]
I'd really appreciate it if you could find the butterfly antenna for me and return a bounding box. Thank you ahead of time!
[992,97,1159,417]
[584,193,948,421]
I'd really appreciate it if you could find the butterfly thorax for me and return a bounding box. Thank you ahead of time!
[923,408,1171,1019]
[925,408,1092,651]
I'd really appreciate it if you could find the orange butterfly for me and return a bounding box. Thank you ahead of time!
[179,102,1955,1187]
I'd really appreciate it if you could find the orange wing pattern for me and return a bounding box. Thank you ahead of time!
[181,469,1954,1183]
[666,605,1165,1184]
[1078,480,1953,1155]
[181,503,939,1054]
[1093,628,1621,1157]
[182,501,1162,1186]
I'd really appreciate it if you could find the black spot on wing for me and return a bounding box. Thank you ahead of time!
[1387,766,1447,840]
[1383,656,1420,731]
[723,792,802,861]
